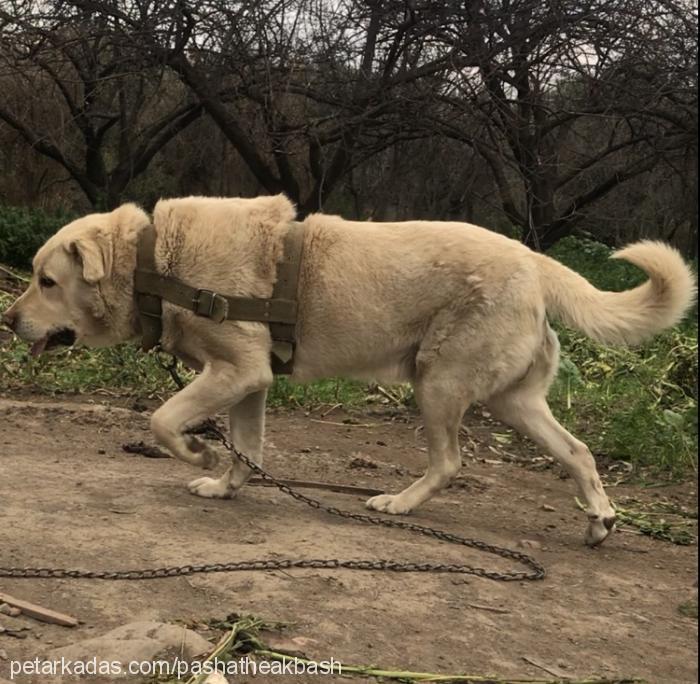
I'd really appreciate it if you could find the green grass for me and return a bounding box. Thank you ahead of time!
[547,237,698,477]
[575,496,696,545]
[0,288,365,405]
[0,338,178,398]
[267,376,368,408]
[1,235,697,477]
[678,599,698,620]
[547,236,649,292]
[550,324,697,475]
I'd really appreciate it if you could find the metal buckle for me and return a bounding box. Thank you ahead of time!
[192,289,228,323]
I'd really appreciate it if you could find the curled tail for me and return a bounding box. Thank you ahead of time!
[536,241,696,345]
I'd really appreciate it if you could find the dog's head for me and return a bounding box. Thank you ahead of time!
[2,204,149,354]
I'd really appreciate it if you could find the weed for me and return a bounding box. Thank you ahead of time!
[678,600,698,620]
[575,496,697,545]
[153,614,644,684]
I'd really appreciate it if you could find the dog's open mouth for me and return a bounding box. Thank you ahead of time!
[30,328,77,356]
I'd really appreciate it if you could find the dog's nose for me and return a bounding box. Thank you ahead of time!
[1,309,17,331]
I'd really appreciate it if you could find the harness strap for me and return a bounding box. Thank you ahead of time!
[134,221,305,374]
[135,225,163,352]
[269,221,305,373]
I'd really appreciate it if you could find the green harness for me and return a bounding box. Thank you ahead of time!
[133,222,305,375]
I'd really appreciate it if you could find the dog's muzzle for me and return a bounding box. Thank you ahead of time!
[30,328,77,356]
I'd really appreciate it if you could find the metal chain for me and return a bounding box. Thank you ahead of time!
[0,359,546,583]
[157,349,186,389]
[0,427,545,582]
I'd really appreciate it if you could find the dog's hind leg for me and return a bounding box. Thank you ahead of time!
[188,389,267,498]
[487,327,616,546]
[366,370,467,515]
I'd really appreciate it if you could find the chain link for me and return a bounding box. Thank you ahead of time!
[0,356,545,582]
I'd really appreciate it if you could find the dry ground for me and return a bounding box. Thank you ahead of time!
[0,394,697,683]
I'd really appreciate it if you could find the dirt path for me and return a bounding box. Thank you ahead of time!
[0,394,697,683]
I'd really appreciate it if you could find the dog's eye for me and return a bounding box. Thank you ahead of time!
[39,275,56,289]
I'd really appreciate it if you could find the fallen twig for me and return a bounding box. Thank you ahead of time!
[0,265,30,283]
[249,477,383,497]
[320,402,343,417]
[466,603,511,614]
[310,418,378,428]
[376,385,404,407]
[522,656,570,679]
[0,592,77,627]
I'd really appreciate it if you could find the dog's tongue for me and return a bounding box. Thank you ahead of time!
[30,336,48,357]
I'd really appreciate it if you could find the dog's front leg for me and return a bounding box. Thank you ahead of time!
[228,389,267,489]
[188,389,267,499]
[150,360,271,496]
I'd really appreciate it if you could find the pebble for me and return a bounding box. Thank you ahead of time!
[517,539,543,550]
[0,604,21,617]
[44,620,211,667]
[349,454,379,469]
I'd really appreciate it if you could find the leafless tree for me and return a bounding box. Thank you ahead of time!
[66,0,479,215]
[424,0,697,249]
[0,0,695,253]
[0,1,202,208]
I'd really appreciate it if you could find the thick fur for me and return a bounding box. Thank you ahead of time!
[536,242,696,345]
[3,195,695,546]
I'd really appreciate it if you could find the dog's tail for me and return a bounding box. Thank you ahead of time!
[535,241,696,345]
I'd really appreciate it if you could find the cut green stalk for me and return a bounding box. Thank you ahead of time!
[182,615,643,684]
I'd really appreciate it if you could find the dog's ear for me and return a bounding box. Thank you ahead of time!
[68,234,113,284]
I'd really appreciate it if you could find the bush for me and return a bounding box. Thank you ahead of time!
[547,236,647,291]
[0,206,73,269]
[547,237,698,476]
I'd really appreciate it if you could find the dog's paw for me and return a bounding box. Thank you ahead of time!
[185,436,220,470]
[188,476,232,499]
[365,493,413,515]
[584,515,616,547]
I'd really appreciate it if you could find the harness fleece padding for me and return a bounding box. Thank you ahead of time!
[134,221,305,375]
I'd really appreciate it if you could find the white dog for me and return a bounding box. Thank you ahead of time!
[3,195,695,546]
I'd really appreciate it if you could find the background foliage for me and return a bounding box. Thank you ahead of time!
[547,238,697,476]
[0,206,75,268]
[0,0,696,255]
